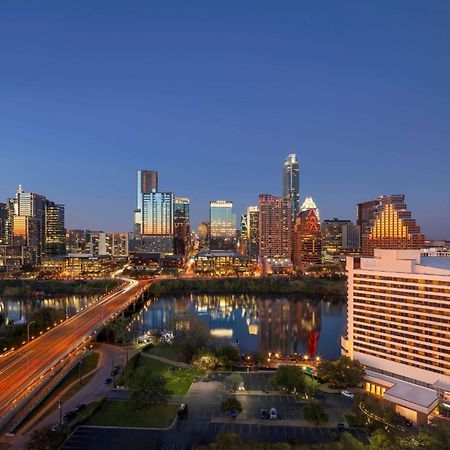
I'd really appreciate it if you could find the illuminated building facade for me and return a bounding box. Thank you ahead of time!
[343,249,450,424]
[198,222,210,251]
[239,214,248,254]
[300,196,320,220]
[194,250,257,276]
[360,195,425,257]
[321,218,352,261]
[282,154,300,219]
[209,201,236,250]
[174,197,190,255]
[0,203,8,245]
[258,194,292,272]
[44,201,66,256]
[293,208,322,271]
[247,206,259,257]
[134,170,158,236]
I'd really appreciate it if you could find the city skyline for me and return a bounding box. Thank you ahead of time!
[0,2,449,238]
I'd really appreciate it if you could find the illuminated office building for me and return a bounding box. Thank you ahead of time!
[293,208,322,271]
[322,218,352,261]
[258,194,292,272]
[239,214,248,255]
[343,249,450,424]
[209,201,236,250]
[300,196,320,221]
[134,170,158,236]
[174,197,190,255]
[282,154,300,219]
[0,203,7,245]
[44,201,66,256]
[360,195,425,257]
[247,206,259,257]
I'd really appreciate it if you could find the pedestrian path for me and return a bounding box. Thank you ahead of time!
[140,352,192,369]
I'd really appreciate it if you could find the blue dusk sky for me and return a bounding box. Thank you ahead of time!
[0,1,449,238]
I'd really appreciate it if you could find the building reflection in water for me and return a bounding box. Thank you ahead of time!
[137,294,344,359]
[0,295,99,324]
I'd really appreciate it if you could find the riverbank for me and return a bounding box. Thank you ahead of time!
[148,276,346,299]
[0,279,121,297]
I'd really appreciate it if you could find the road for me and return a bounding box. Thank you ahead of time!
[0,276,149,424]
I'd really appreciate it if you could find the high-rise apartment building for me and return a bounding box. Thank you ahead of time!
[209,201,236,250]
[360,195,425,257]
[134,170,158,236]
[293,208,322,271]
[247,206,259,257]
[174,197,190,255]
[44,201,66,256]
[343,249,450,424]
[258,195,292,271]
[282,154,300,219]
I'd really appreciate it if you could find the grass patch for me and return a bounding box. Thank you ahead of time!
[125,356,198,396]
[145,344,182,362]
[345,413,366,427]
[85,400,179,428]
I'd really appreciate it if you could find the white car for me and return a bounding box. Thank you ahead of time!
[238,384,245,391]
[269,408,278,420]
[341,390,354,399]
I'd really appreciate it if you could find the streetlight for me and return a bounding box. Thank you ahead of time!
[27,321,35,343]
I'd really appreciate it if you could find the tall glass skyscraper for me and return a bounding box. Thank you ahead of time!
[282,154,300,219]
[135,170,158,236]
[209,201,236,250]
[174,197,190,255]
[142,192,174,236]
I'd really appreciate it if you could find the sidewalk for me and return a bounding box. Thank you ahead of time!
[211,417,343,428]
[140,352,192,369]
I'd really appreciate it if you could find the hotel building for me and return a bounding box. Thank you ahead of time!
[343,249,450,424]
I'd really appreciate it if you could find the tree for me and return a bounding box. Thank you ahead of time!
[130,367,170,408]
[215,345,240,365]
[303,401,328,425]
[304,377,320,398]
[192,350,221,371]
[221,397,242,415]
[225,374,244,392]
[177,314,210,362]
[367,430,395,450]
[316,357,364,389]
[26,426,68,450]
[271,365,306,394]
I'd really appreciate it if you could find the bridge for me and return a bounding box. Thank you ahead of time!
[0,274,153,433]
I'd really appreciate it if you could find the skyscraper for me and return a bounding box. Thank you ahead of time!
[360,195,425,257]
[321,218,352,260]
[282,154,300,219]
[356,198,379,247]
[300,196,320,221]
[44,201,66,256]
[239,214,248,254]
[292,208,322,271]
[174,197,190,255]
[134,170,158,236]
[258,194,292,271]
[247,206,259,257]
[0,203,7,245]
[209,201,236,250]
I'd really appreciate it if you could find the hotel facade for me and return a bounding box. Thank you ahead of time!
[343,249,450,424]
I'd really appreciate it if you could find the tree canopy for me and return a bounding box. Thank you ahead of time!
[317,357,364,388]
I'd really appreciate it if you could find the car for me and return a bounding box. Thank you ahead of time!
[111,369,118,376]
[341,390,354,398]
[260,408,268,419]
[63,410,77,422]
[177,403,188,418]
[269,408,278,420]
[51,424,64,432]
[231,410,238,419]
[337,423,345,432]
[114,365,121,370]
[104,378,112,384]
[238,384,245,391]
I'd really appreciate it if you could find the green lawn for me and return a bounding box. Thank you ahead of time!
[130,357,198,396]
[344,413,366,427]
[85,400,179,428]
[145,344,182,362]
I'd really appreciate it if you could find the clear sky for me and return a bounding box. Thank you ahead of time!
[0,1,449,238]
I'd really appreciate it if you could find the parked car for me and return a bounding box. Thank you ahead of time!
[111,369,118,376]
[238,384,245,391]
[74,404,86,413]
[63,410,77,422]
[231,410,238,419]
[51,424,64,432]
[260,408,268,419]
[177,403,188,419]
[269,408,278,420]
[341,390,354,398]
[337,423,345,432]
[104,378,112,384]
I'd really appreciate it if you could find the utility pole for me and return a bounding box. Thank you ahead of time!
[58,399,63,425]
[27,321,34,343]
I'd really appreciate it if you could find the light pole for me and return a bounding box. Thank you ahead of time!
[27,321,34,343]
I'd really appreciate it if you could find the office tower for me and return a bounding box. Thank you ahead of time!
[198,222,209,240]
[247,206,259,257]
[356,199,379,247]
[174,197,190,255]
[66,229,91,254]
[134,170,158,236]
[44,201,66,256]
[360,195,425,257]
[342,223,360,249]
[111,232,129,257]
[0,203,7,245]
[258,195,292,271]
[209,201,236,250]
[322,218,352,260]
[13,186,47,260]
[343,249,450,424]
[141,191,174,254]
[282,154,300,219]
[300,196,320,220]
[239,214,248,254]
[292,208,322,271]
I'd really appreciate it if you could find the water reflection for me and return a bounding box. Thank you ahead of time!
[135,295,346,360]
[0,295,100,324]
